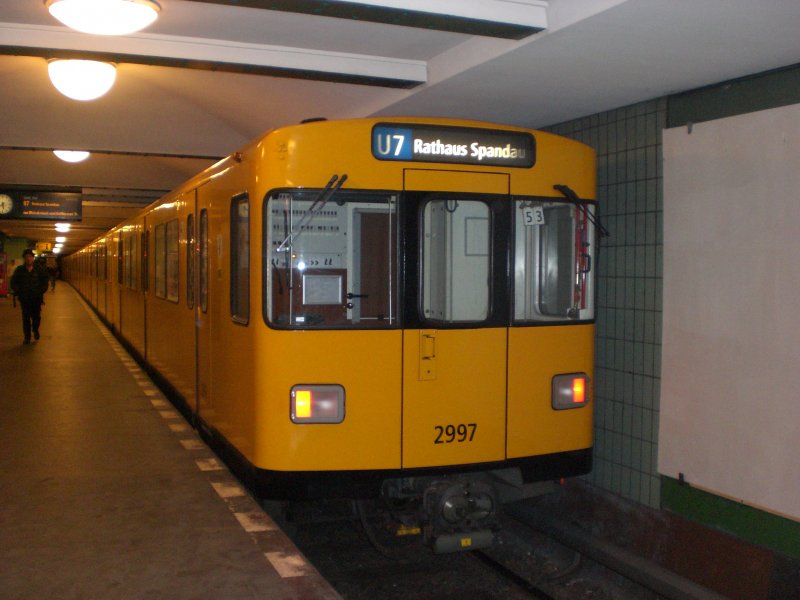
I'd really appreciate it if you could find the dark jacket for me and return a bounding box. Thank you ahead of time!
[11,263,49,302]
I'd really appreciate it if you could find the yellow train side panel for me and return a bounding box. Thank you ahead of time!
[507,325,594,458]
[120,223,146,355]
[144,199,197,406]
[195,165,256,458]
[252,330,402,472]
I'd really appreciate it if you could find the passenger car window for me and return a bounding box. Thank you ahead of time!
[199,209,208,313]
[230,195,249,324]
[166,219,179,302]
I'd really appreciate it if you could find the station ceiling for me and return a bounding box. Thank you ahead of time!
[1,0,799,256]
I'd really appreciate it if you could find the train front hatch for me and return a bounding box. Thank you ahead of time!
[401,170,509,469]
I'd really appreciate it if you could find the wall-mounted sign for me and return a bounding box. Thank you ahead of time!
[0,190,82,221]
[372,123,536,168]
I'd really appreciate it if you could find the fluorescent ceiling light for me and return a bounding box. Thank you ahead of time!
[54,149,90,163]
[48,59,117,101]
[55,223,72,232]
[53,247,63,254]
[55,236,67,243]
[46,0,161,36]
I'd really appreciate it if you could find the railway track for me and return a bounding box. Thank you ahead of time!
[280,499,664,600]
[471,549,557,600]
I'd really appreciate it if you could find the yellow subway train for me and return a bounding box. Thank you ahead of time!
[64,117,597,552]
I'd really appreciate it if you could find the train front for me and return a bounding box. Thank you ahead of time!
[252,118,597,552]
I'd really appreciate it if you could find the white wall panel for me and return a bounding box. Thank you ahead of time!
[660,103,800,521]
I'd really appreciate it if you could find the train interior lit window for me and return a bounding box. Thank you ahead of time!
[154,223,166,299]
[166,219,180,303]
[422,199,490,323]
[264,190,397,328]
[199,209,209,313]
[230,195,250,324]
[513,199,596,322]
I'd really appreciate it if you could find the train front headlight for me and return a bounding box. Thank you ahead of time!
[552,373,590,410]
[290,385,345,423]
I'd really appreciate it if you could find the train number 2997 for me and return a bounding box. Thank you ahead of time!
[434,423,477,444]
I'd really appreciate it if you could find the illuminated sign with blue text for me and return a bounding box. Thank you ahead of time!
[371,123,535,168]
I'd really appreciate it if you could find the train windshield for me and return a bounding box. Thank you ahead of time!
[513,199,596,322]
[264,190,398,328]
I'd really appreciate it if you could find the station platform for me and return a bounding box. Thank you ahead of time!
[0,284,341,600]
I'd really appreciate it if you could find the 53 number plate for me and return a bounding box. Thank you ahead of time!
[521,205,545,226]
[434,423,477,444]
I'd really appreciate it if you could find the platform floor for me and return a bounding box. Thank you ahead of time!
[0,284,341,599]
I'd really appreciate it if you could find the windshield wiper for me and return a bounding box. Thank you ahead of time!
[553,184,609,238]
[276,174,348,253]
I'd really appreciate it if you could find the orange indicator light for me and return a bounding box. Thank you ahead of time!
[295,390,312,418]
[572,378,585,403]
[552,373,589,410]
[290,384,345,423]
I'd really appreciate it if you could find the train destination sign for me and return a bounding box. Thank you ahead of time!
[0,191,82,221]
[372,123,536,168]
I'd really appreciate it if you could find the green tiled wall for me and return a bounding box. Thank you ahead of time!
[547,98,666,508]
[545,66,800,557]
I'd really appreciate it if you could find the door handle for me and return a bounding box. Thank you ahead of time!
[420,333,436,359]
[419,330,437,381]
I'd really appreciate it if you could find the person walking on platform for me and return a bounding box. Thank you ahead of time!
[10,249,49,344]
[47,263,58,291]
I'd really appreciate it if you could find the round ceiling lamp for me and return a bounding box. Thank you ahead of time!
[48,59,117,101]
[46,0,161,36]
[54,150,91,163]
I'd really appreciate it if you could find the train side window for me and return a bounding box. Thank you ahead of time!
[166,219,179,302]
[154,223,166,298]
[117,235,123,286]
[187,214,195,308]
[124,232,138,290]
[141,231,149,292]
[264,189,397,329]
[199,209,208,313]
[421,199,490,323]
[512,199,596,322]
[230,194,250,324]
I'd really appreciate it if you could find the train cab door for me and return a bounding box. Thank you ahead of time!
[401,170,510,469]
[194,189,212,418]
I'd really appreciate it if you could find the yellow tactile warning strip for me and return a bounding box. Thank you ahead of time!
[77,301,326,587]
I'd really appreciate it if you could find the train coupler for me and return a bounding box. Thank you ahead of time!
[422,477,500,554]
